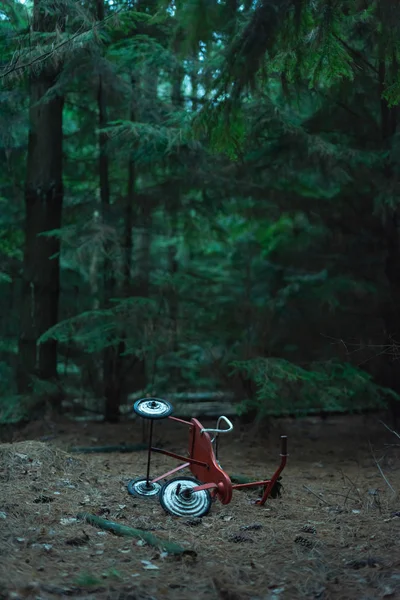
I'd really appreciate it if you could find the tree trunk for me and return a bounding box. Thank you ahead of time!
[168,215,179,385]
[124,147,135,294]
[111,78,140,403]
[95,0,121,423]
[127,65,157,395]
[129,181,152,393]
[378,57,400,425]
[166,61,184,387]
[17,1,65,402]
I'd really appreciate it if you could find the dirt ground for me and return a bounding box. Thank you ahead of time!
[0,412,399,600]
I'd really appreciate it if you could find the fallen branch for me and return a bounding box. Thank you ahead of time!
[77,513,191,556]
[70,443,147,453]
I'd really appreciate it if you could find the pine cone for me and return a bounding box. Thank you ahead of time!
[300,524,317,535]
[294,535,314,548]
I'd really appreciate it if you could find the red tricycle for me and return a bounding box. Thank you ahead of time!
[127,397,287,518]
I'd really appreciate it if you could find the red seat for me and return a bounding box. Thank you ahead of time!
[188,418,233,504]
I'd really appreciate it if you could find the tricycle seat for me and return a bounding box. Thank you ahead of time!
[188,418,233,504]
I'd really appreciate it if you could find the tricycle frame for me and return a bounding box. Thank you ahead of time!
[130,402,288,515]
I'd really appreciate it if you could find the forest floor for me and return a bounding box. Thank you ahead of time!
[0,412,399,600]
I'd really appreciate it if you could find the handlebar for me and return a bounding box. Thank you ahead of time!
[201,416,233,443]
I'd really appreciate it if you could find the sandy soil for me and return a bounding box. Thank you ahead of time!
[0,413,399,600]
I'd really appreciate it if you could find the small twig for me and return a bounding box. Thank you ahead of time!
[343,485,354,506]
[326,491,360,503]
[339,469,363,502]
[379,420,400,440]
[374,462,395,494]
[369,441,396,494]
[303,485,330,506]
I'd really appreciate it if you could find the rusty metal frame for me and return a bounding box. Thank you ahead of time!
[140,413,288,510]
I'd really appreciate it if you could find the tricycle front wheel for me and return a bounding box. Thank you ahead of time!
[133,397,173,420]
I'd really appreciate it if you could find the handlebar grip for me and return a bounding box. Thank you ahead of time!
[280,435,288,455]
[217,416,234,432]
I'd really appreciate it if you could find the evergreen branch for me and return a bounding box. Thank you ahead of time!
[0,253,22,277]
[308,86,364,121]
[0,9,122,79]
[222,0,294,95]
[333,33,379,75]
[65,99,96,114]
[1,26,86,79]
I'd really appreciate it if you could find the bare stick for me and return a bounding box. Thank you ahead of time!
[338,469,363,502]
[326,491,360,503]
[369,441,396,494]
[303,485,330,506]
[379,420,400,440]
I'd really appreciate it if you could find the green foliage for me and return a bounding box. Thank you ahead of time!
[0,0,399,423]
[38,298,159,354]
[0,227,23,259]
[232,358,398,418]
[383,77,400,108]
[0,391,41,424]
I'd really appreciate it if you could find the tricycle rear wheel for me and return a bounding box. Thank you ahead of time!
[159,476,211,518]
[127,477,161,498]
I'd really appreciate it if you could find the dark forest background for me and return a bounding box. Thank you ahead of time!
[1,0,400,425]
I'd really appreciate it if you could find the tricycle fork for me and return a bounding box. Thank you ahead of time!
[256,435,287,506]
